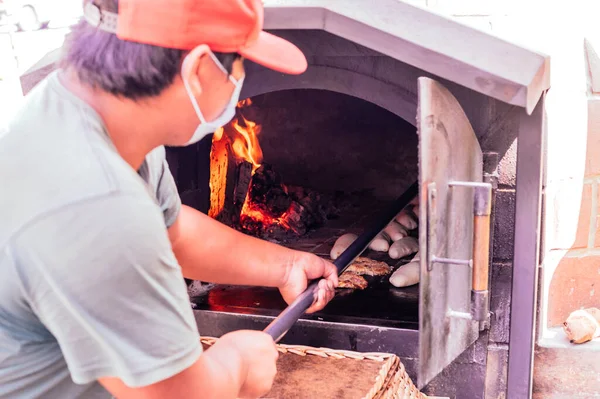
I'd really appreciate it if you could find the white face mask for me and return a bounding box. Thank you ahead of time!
[180,51,245,146]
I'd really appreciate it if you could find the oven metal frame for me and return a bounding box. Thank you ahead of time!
[191,93,548,398]
[178,54,549,399]
[506,94,546,399]
[190,65,548,399]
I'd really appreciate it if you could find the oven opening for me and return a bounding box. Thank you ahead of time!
[189,89,422,330]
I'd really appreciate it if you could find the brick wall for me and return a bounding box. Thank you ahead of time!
[541,38,600,329]
[531,36,600,398]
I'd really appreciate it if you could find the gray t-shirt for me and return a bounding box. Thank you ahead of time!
[0,71,202,398]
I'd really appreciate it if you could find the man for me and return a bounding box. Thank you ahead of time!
[0,0,338,398]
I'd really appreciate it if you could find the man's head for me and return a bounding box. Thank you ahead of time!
[62,0,306,146]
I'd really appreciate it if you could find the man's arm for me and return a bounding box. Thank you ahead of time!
[99,346,242,399]
[152,147,292,287]
[169,204,299,287]
[168,205,338,311]
[154,152,336,309]
[99,330,278,399]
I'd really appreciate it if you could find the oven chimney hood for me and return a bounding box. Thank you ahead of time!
[263,0,550,115]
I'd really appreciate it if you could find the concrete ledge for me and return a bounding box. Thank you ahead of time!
[539,327,600,351]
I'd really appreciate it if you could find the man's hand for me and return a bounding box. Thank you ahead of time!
[279,251,338,313]
[212,330,279,398]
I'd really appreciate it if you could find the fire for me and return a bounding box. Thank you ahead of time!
[237,98,252,108]
[214,99,263,172]
[231,116,263,171]
[210,98,300,234]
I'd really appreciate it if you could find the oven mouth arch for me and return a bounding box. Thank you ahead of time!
[241,64,417,127]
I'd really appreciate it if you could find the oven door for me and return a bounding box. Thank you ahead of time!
[417,77,490,388]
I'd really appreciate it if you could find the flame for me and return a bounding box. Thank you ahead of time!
[214,126,224,141]
[237,98,253,108]
[231,116,263,172]
[214,98,263,172]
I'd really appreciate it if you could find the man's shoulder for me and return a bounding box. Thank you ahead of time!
[0,73,154,246]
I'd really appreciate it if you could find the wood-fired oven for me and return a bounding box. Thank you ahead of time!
[164,2,550,398]
[15,0,551,397]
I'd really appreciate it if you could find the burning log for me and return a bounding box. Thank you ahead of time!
[208,132,253,226]
[245,165,292,218]
[208,99,340,241]
[240,165,316,239]
[287,186,333,226]
[210,157,337,241]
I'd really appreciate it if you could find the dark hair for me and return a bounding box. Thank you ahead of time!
[62,0,241,100]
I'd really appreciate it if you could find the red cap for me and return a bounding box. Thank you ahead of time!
[86,0,307,75]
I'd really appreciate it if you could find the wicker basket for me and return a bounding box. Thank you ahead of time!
[200,337,427,399]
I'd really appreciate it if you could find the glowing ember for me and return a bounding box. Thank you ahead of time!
[240,201,295,232]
